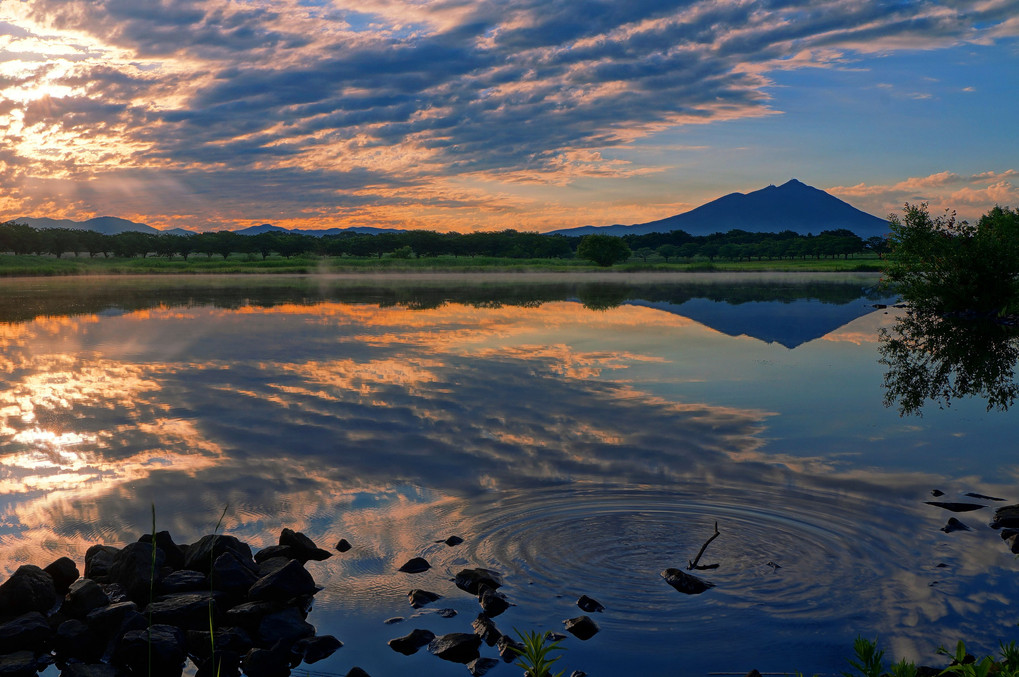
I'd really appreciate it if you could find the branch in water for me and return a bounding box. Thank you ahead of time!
[688,521,720,570]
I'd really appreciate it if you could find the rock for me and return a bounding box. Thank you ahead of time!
[0,612,52,655]
[570,672,588,677]
[84,601,140,636]
[991,504,1019,529]
[577,594,604,613]
[62,579,111,619]
[113,624,187,677]
[279,529,332,562]
[109,542,166,604]
[59,664,125,677]
[941,518,971,533]
[224,601,276,629]
[467,657,501,676]
[254,546,297,564]
[211,551,260,595]
[345,668,370,677]
[0,565,57,618]
[930,489,945,497]
[335,539,352,553]
[187,627,254,660]
[478,587,510,617]
[397,557,430,574]
[184,535,254,575]
[159,570,207,594]
[436,609,457,618]
[454,568,503,595]
[248,560,318,603]
[43,557,80,596]
[428,632,482,663]
[1003,532,1019,554]
[139,531,186,570]
[256,557,291,579]
[0,651,36,677]
[388,628,435,655]
[563,615,599,640]
[496,635,524,663]
[661,567,714,595]
[54,619,103,663]
[195,650,242,677]
[241,642,292,677]
[408,589,442,608]
[257,607,315,645]
[471,614,501,646]
[965,492,1005,501]
[745,671,762,677]
[439,536,464,547]
[146,592,219,631]
[925,501,985,513]
[84,545,120,583]
[293,635,342,663]
[383,617,404,625]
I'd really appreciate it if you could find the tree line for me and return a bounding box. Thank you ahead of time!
[0,221,882,264]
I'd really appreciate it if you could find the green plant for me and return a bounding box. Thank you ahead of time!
[208,505,230,677]
[938,641,996,677]
[890,657,918,677]
[512,629,566,677]
[843,636,884,677]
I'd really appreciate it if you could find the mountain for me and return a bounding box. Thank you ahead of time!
[14,215,160,235]
[232,224,405,236]
[548,179,889,238]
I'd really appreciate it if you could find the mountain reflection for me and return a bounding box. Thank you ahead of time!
[879,309,1019,415]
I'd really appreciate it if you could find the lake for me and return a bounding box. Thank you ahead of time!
[1,272,1016,676]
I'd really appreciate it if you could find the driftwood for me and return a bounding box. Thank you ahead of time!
[687,521,720,570]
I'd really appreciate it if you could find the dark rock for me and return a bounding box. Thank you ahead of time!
[44,557,80,596]
[382,617,404,625]
[570,672,588,677]
[254,546,297,564]
[564,615,599,640]
[293,635,342,663]
[241,642,292,677]
[188,627,254,659]
[471,614,501,646]
[84,601,140,637]
[109,541,165,604]
[59,663,125,677]
[661,567,714,595]
[257,607,315,645]
[184,535,254,575]
[439,536,464,547]
[256,557,291,579]
[158,570,207,594]
[62,579,110,619]
[212,551,260,595]
[388,628,435,655]
[397,557,430,574]
[0,612,51,654]
[99,583,128,605]
[577,595,604,613]
[453,568,503,595]
[496,635,524,663]
[224,601,276,629]
[478,587,511,617]
[84,546,120,583]
[991,504,1019,529]
[279,529,332,562]
[345,669,370,677]
[195,651,241,677]
[54,619,103,663]
[941,518,972,533]
[113,624,187,677]
[436,609,457,619]
[139,531,186,570]
[335,539,352,553]
[428,632,481,663]
[546,632,567,642]
[746,671,763,677]
[408,589,442,608]
[248,560,317,603]
[925,501,985,513]
[930,489,945,497]
[1003,532,1019,554]
[0,651,36,677]
[467,657,501,676]
[0,565,57,618]
[965,492,1005,501]
[146,592,219,631]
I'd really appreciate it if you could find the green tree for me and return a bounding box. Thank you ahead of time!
[634,246,655,262]
[656,244,680,262]
[577,234,630,267]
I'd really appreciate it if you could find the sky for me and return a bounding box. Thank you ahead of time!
[0,0,1017,233]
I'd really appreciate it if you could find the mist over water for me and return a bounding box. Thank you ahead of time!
[0,274,1015,676]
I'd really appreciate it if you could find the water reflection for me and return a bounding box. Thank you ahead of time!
[0,275,1014,676]
[880,309,1019,415]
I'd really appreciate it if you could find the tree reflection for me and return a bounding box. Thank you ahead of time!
[879,309,1019,416]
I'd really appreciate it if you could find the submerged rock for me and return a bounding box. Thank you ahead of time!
[941,518,971,533]
[293,635,342,664]
[577,595,604,613]
[925,501,985,513]
[471,613,502,646]
[991,504,1019,529]
[428,632,482,663]
[0,612,52,655]
[397,558,430,574]
[661,567,714,595]
[478,587,510,617]
[439,536,464,547]
[454,568,503,595]
[467,657,501,676]
[563,615,599,640]
[279,529,332,563]
[408,589,442,608]
[388,628,435,655]
[335,539,352,553]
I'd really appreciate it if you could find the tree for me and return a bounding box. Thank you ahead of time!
[657,244,680,262]
[634,247,655,262]
[577,234,630,267]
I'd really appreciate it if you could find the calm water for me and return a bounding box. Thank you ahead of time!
[1,273,1016,676]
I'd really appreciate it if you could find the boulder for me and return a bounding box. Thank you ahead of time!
[241,642,292,677]
[256,557,291,579]
[84,546,120,583]
[59,664,125,677]
[279,529,332,562]
[0,612,52,655]
[84,601,141,638]
[187,627,254,660]
[43,557,80,596]
[439,536,464,547]
[145,592,219,631]
[53,619,103,663]
[0,651,36,677]
[254,546,297,564]
[467,657,501,676]
[563,615,599,640]
[113,624,187,677]
[248,560,317,603]
[346,669,370,677]
[211,552,260,595]
[471,614,501,646]
[496,634,524,662]
[408,589,442,608]
[577,594,604,613]
[397,557,430,574]
[335,539,352,553]
[224,601,276,630]
[428,632,481,663]
[436,609,457,618]
[924,501,984,513]
[388,628,435,655]
[661,568,714,595]
[478,587,510,617]
[159,570,207,594]
[195,650,242,677]
[63,579,111,619]
[941,518,971,533]
[139,531,186,570]
[184,535,254,575]
[0,565,57,618]
[109,542,166,604]
[991,504,1019,529]
[453,568,503,595]
[293,635,342,663]
[257,607,315,645]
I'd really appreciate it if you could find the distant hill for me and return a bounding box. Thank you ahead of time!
[14,216,160,235]
[549,179,889,238]
[233,224,406,236]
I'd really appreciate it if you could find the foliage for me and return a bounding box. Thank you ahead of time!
[512,629,566,677]
[938,641,997,677]
[842,636,885,677]
[577,234,631,267]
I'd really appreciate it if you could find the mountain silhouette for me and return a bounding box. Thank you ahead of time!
[550,179,889,238]
[15,215,160,235]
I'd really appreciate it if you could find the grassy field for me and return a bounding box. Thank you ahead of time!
[0,252,885,276]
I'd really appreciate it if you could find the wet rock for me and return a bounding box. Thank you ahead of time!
[930,489,945,497]
[62,579,111,619]
[661,567,714,595]
[335,539,352,553]
[59,664,125,677]
[496,635,524,663]
[0,612,51,655]
[254,546,297,564]
[211,551,260,595]
[570,672,588,677]
[84,546,120,583]
[397,557,430,574]
[436,609,457,619]
[0,565,57,618]
[439,536,464,547]
[471,614,501,646]
[478,587,510,617]
[159,570,207,594]
[84,601,141,637]
[257,607,315,645]
[383,617,404,625]
[388,628,435,655]
[563,615,599,640]
[925,501,985,513]
[428,632,482,663]
[345,668,370,677]
[941,518,972,533]
[188,627,254,660]
[1002,532,1019,554]
[54,619,103,663]
[577,594,604,613]
[44,557,80,596]
[139,531,186,570]
[467,657,501,676]
[0,651,37,677]
[454,568,503,595]
[146,592,219,631]
[195,651,242,677]
[991,504,1019,529]
[408,589,442,608]
[293,635,342,663]
[241,642,292,677]
[184,535,254,576]
[279,529,332,562]
[746,671,763,677]
[109,542,166,604]
[248,560,318,602]
[224,601,276,629]
[113,624,187,677]
[256,557,291,579]
[965,492,1005,501]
